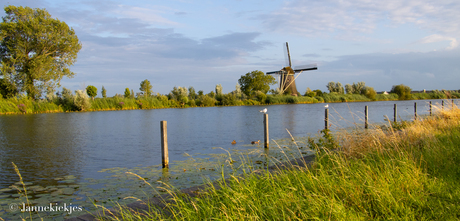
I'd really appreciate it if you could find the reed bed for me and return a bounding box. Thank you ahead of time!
[97,104,460,220]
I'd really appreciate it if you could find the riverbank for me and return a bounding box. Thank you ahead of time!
[85,104,460,220]
[1,90,458,115]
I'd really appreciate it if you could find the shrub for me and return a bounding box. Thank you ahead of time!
[221,94,239,106]
[74,90,91,111]
[391,84,412,100]
[198,95,217,107]
[362,86,376,100]
[255,91,267,103]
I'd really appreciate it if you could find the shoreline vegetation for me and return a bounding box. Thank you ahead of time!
[89,103,460,220]
[1,88,459,115]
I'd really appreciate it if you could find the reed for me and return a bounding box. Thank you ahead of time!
[96,104,460,220]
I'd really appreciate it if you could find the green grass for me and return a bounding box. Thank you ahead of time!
[97,105,460,220]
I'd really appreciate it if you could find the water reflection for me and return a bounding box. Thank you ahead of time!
[0,99,452,190]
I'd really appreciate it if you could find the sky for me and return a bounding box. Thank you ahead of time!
[1,0,459,96]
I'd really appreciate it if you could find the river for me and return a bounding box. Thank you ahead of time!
[0,99,451,220]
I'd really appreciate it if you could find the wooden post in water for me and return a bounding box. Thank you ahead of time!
[160,121,169,168]
[394,104,397,122]
[414,102,417,120]
[429,101,432,116]
[365,106,369,129]
[442,100,444,110]
[325,108,329,130]
[263,113,269,148]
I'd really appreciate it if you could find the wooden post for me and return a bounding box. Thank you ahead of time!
[325,108,329,130]
[394,104,397,122]
[365,106,368,129]
[442,100,444,110]
[414,102,417,120]
[264,113,269,148]
[160,121,169,168]
[429,101,432,116]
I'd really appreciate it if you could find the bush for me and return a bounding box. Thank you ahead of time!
[198,95,217,107]
[221,94,239,106]
[74,90,91,111]
[255,91,267,103]
[363,87,376,100]
[391,84,412,100]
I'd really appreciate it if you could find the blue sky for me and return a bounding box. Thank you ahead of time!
[2,0,459,96]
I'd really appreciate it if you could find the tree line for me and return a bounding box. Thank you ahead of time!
[1,5,458,114]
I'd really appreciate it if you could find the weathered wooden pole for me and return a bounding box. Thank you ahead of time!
[365,106,369,129]
[160,121,169,168]
[325,108,329,130]
[429,101,432,116]
[414,102,417,120]
[264,113,269,148]
[442,100,444,110]
[394,104,397,122]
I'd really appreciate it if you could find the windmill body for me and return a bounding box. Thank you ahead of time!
[266,42,317,96]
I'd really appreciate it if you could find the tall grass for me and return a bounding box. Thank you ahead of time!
[97,104,460,220]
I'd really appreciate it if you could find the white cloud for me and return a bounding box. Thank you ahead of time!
[114,5,178,26]
[419,34,458,50]
[258,0,460,39]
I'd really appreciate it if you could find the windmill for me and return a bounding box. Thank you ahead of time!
[266,42,317,96]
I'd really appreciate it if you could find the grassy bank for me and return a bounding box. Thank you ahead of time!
[2,90,459,115]
[98,105,460,220]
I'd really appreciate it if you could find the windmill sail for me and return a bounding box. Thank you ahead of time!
[267,42,318,96]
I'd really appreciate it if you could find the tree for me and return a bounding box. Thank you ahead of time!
[238,70,276,96]
[101,86,107,98]
[362,86,376,100]
[326,82,344,94]
[345,84,353,94]
[352,82,366,94]
[0,6,81,99]
[139,79,152,97]
[124,88,130,98]
[0,78,17,98]
[391,84,412,100]
[188,86,196,100]
[86,85,97,100]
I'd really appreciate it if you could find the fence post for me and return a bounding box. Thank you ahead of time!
[325,108,329,130]
[264,113,269,148]
[442,100,444,110]
[161,121,169,168]
[365,106,368,129]
[394,104,397,122]
[429,101,432,116]
[414,102,417,120]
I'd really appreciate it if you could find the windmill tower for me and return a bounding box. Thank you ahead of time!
[266,42,317,96]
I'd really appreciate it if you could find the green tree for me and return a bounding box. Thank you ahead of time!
[0,6,82,99]
[86,85,97,100]
[139,79,152,97]
[391,84,412,100]
[101,86,107,98]
[124,88,131,98]
[362,86,376,100]
[188,86,196,100]
[0,78,17,98]
[238,70,276,96]
[326,82,344,94]
[345,84,353,94]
